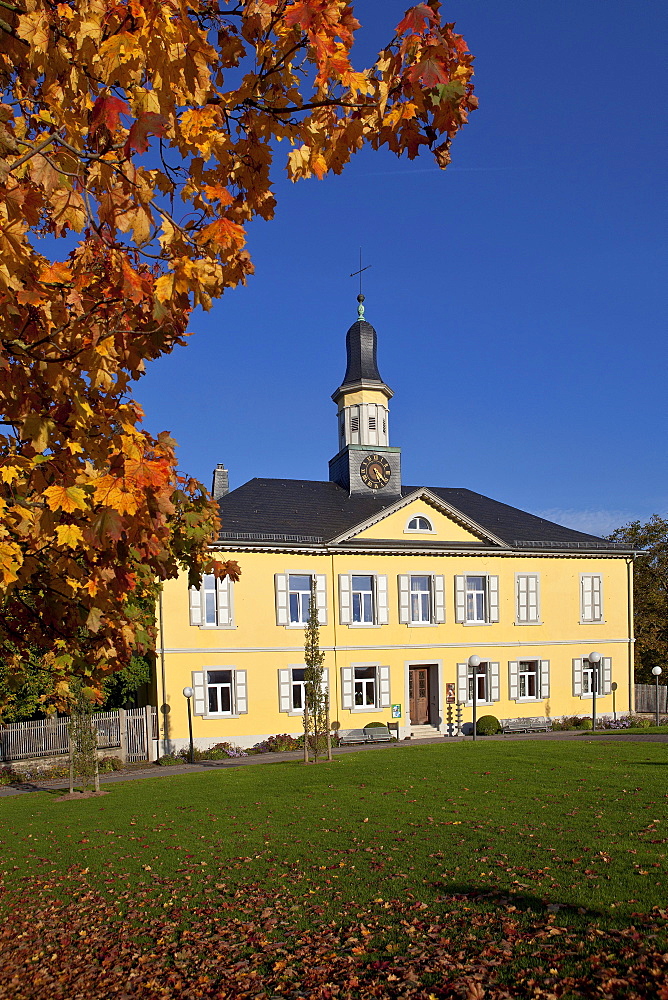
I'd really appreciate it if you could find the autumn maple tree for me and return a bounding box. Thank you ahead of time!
[0,0,476,711]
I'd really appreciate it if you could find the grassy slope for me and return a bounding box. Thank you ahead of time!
[1,740,667,998]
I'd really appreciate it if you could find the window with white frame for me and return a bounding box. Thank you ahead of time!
[191,668,248,718]
[289,575,312,624]
[519,660,540,699]
[580,575,603,622]
[398,574,446,625]
[455,575,499,624]
[189,574,233,627]
[457,660,500,705]
[516,574,540,624]
[275,574,327,626]
[339,574,388,625]
[572,656,612,698]
[354,665,377,706]
[406,515,433,532]
[509,659,550,701]
[352,575,374,623]
[340,664,391,711]
[207,669,233,714]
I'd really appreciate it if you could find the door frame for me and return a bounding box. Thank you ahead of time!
[404,660,443,731]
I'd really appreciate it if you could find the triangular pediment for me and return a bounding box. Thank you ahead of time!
[329,490,507,546]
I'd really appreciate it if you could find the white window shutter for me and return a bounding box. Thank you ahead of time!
[432,575,446,624]
[572,658,583,697]
[278,669,291,713]
[528,575,540,622]
[455,577,466,623]
[488,576,500,623]
[508,661,519,701]
[516,576,528,623]
[378,665,391,709]
[192,670,206,716]
[601,657,612,696]
[189,585,203,626]
[217,576,233,626]
[398,575,410,624]
[339,575,352,625]
[457,662,468,704]
[540,660,550,699]
[320,667,329,699]
[275,574,289,625]
[376,575,389,624]
[490,662,500,702]
[341,667,354,710]
[592,576,603,621]
[235,670,248,715]
[315,574,328,625]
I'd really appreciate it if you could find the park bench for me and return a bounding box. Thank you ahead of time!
[500,717,552,734]
[338,724,395,745]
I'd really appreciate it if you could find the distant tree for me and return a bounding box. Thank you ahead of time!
[609,515,668,683]
[303,581,327,762]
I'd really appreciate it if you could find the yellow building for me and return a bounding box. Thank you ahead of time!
[156,296,635,752]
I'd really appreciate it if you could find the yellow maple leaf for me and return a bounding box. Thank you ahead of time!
[43,485,88,513]
[0,466,21,484]
[55,524,83,548]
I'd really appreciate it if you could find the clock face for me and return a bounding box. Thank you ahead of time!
[360,454,391,490]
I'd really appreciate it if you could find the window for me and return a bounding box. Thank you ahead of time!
[275,574,327,626]
[341,664,391,711]
[339,574,388,625]
[207,669,233,714]
[468,661,488,702]
[457,661,500,704]
[410,576,431,622]
[290,668,306,710]
[572,656,612,698]
[466,576,486,623]
[582,659,595,694]
[351,415,359,432]
[406,515,433,532]
[455,575,499,624]
[516,574,540,624]
[289,574,312,624]
[191,668,247,718]
[189,574,233,627]
[368,416,376,430]
[398,574,445,625]
[509,659,549,701]
[581,575,603,622]
[519,660,539,699]
[354,666,377,706]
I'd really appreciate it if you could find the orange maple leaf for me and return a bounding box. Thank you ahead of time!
[43,485,88,513]
[89,94,130,137]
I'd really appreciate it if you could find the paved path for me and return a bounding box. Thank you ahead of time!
[1,730,665,798]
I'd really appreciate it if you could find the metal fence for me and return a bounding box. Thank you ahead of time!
[0,707,155,763]
[635,684,667,715]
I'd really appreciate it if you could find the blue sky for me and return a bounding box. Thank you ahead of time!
[134,1,667,537]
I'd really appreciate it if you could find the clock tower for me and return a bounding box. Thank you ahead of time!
[329,295,402,498]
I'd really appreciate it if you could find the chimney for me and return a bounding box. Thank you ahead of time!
[211,463,229,500]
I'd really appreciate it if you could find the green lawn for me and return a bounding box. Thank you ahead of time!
[1,740,667,999]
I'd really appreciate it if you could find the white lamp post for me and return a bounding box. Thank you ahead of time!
[183,686,195,764]
[468,655,481,741]
[651,666,663,727]
[588,652,601,732]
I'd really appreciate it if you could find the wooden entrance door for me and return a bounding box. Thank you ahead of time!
[409,667,430,724]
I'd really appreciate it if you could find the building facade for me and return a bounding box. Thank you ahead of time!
[156,297,635,751]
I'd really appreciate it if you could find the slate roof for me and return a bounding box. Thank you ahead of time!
[217,479,632,551]
[339,319,384,387]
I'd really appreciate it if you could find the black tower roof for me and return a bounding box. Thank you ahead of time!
[338,317,384,389]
